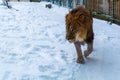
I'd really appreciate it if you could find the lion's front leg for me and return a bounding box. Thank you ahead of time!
[74,42,84,64]
[84,42,93,57]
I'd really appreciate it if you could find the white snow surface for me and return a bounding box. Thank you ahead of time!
[0,0,3,4]
[0,1,120,80]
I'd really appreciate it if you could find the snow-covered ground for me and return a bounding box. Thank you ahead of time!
[0,1,120,80]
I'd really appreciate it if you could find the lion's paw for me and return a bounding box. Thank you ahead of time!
[76,57,85,64]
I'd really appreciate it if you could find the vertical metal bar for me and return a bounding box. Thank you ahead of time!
[119,0,120,19]
[83,0,87,8]
[111,0,114,24]
[52,0,54,4]
[89,0,92,11]
[68,0,73,9]
[59,0,62,6]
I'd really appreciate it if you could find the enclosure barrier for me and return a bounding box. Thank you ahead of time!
[42,0,120,25]
[2,0,120,24]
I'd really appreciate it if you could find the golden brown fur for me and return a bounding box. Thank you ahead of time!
[66,5,93,43]
[65,6,94,63]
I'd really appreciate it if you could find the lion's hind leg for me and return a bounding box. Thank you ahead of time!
[84,42,93,57]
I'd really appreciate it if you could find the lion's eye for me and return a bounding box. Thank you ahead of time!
[71,28,74,32]
[71,28,78,32]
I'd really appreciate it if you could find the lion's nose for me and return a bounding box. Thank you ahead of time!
[67,37,73,42]
[66,36,71,40]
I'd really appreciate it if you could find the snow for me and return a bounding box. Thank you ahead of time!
[0,1,120,80]
[0,0,3,4]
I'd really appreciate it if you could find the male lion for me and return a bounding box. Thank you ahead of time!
[65,6,94,64]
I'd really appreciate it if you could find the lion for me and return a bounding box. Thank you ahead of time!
[65,5,94,64]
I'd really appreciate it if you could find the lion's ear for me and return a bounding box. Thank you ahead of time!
[71,9,78,14]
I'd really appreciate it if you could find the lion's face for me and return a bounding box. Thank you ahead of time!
[66,11,87,43]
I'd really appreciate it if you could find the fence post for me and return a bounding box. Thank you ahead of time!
[51,0,54,4]
[83,0,87,8]
[90,0,93,11]
[68,0,73,9]
[111,0,114,23]
[109,0,114,24]
[59,0,62,6]
[3,0,8,7]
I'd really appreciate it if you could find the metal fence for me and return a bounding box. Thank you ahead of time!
[43,0,120,23]
[86,0,120,20]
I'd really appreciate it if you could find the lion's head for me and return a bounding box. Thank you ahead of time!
[65,6,92,43]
